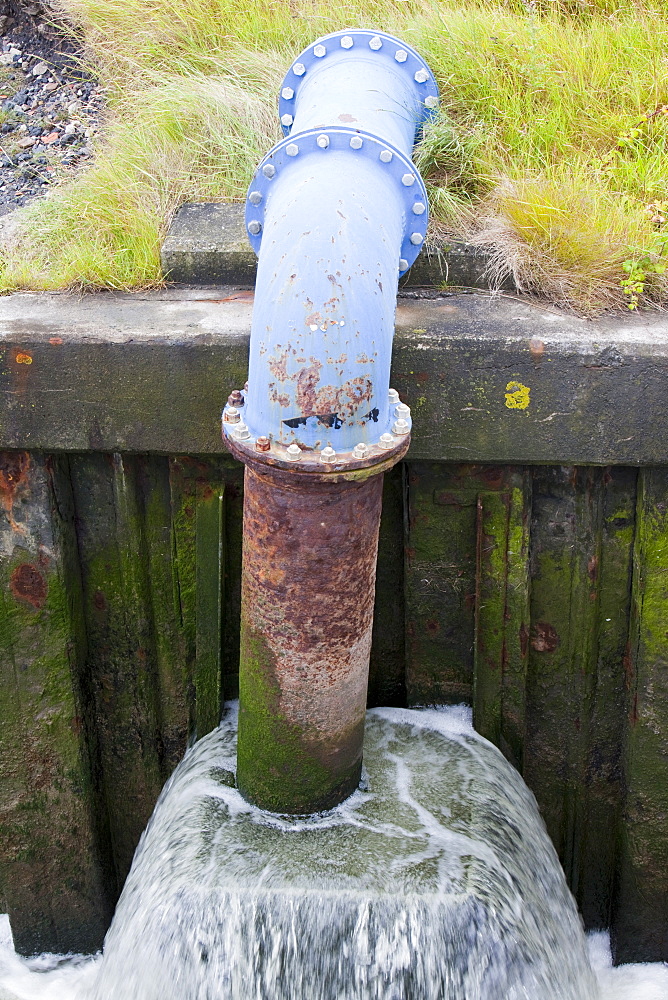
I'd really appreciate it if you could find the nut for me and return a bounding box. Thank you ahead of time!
[378,433,395,450]
[352,443,369,459]
[388,388,400,404]
[224,407,241,424]
[256,436,271,452]
[392,419,410,435]
[395,402,411,419]
[320,446,336,464]
[286,443,301,461]
[234,422,251,441]
[228,391,244,407]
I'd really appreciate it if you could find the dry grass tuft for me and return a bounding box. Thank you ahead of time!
[2,0,668,311]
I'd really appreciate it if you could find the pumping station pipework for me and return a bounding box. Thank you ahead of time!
[223,30,439,814]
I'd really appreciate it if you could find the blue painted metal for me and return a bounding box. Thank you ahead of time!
[223,29,438,461]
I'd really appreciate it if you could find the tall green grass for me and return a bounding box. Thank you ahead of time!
[2,0,667,310]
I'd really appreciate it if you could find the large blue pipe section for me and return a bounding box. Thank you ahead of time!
[223,29,438,466]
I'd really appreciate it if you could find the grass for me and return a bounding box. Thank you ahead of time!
[1,0,667,311]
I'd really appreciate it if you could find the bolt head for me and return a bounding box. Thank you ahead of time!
[286,443,301,461]
[379,149,393,163]
[320,446,336,463]
[412,201,426,215]
[401,173,415,186]
[379,433,395,450]
[293,62,306,76]
[281,87,295,100]
[410,232,423,245]
[340,35,354,48]
[425,95,439,109]
[248,220,262,236]
[388,388,400,404]
[350,135,363,149]
[395,402,411,419]
[369,35,382,50]
[224,407,240,424]
[398,258,409,271]
[313,44,326,57]
[256,436,271,452]
[316,134,330,149]
[248,190,262,206]
[281,113,293,127]
[286,143,299,157]
[392,419,410,435]
[262,163,276,179]
[414,68,429,84]
[394,49,408,63]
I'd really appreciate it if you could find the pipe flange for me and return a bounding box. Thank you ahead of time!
[223,418,410,481]
[245,128,429,275]
[278,29,439,138]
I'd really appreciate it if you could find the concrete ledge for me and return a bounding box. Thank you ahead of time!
[160,203,514,291]
[1,287,667,463]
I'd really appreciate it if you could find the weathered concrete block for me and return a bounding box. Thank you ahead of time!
[160,202,514,291]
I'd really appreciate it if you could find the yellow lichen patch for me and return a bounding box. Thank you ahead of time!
[505,381,530,409]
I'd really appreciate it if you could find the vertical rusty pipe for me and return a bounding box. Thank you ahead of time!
[236,461,385,813]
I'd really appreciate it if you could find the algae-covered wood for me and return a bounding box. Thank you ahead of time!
[1,450,667,964]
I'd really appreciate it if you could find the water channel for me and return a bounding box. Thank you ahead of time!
[1,704,666,1000]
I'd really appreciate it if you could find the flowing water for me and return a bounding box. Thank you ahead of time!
[1,705,667,1000]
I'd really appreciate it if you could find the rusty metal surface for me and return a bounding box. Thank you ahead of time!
[223,421,411,478]
[236,457,385,813]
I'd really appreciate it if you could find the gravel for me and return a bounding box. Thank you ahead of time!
[0,2,103,217]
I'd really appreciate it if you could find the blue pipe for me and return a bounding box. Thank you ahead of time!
[223,29,438,467]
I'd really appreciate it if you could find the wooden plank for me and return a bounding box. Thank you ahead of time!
[69,454,165,891]
[473,471,531,769]
[523,467,604,905]
[578,467,636,930]
[0,452,109,953]
[404,463,478,704]
[169,456,241,705]
[613,468,668,962]
[195,489,225,736]
[368,465,406,708]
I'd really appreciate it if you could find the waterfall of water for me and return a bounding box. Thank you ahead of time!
[79,704,598,1000]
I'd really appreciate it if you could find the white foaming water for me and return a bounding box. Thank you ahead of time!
[0,706,666,1000]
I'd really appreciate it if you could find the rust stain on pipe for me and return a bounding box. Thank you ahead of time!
[237,458,385,813]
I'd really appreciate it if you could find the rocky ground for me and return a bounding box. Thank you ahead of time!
[0,1,102,217]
